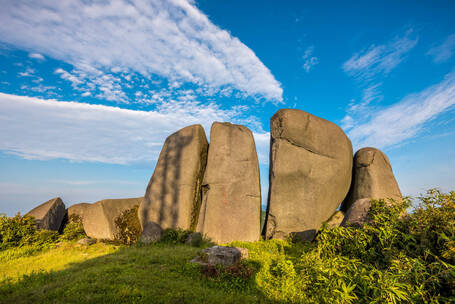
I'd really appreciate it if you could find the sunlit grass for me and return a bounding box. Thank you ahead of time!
[0,242,119,283]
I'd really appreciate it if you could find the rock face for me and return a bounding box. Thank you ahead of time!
[196,122,261,244]
[263,109,353,241]
[67,203,90,221]
[324,211,345,228]
[342,198,371,226]
[139,124,208,235]
[341,147,402,225]
[191,246,249,266]
[82,197,142,240]
[140,222,162,244]
[25,197,66,231]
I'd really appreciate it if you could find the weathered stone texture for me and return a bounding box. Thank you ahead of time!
[263,109,353,241]
[191,246,249,266]
[82,197,142,240]
[197,122,261,244]
[67,203,90,221]
[139,124,208,234]
[342,198,371,226]
[25,197,66,231]
[341,147,402,225]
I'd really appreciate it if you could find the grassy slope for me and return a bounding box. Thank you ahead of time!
[0,242,264,304]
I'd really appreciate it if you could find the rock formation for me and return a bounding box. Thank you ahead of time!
[82,197,142,240]
[67,203,90,221]
[263,109,353,241]
[139,124,208,239]
[191,246,249,266]
[341,147,402,225]
[197,122,261,244]
[25,197,66,231]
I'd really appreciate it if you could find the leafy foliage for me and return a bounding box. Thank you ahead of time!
[61,215,86,241]
[114,205,142,245]
[160,228,192,244]
[0,213,37,250]
[231,189,455,303]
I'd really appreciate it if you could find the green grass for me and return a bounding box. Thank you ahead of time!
[0,241,265,304]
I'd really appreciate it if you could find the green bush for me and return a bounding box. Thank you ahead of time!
[230,189,455,303]
[160,228,192,244]
[61,215,86,241]
[114,205,142,245]
[0,213,36,250]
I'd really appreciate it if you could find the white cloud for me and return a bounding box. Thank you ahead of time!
[55,68,83,87]
[346,70,455,150]
[28,52,45,60]
[343,29,418,81]
[0,0,282,102]
[0,93,270,164]
[18,67,35,77]
[427,34,455,63]
[302,46,319,73]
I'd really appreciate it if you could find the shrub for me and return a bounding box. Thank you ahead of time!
[0,213,36,250]
[61,215,86,241]
[160,228,192,244]
[229,190,455,303]
[114,205,142,245]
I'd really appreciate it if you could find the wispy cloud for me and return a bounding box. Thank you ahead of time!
[427,34,455,63]
[343,29,418,81]
[0,93,270,164]
[302,46,319,73]
[346,70,455,149]
[28,53,45,60]
[0,0,282,102]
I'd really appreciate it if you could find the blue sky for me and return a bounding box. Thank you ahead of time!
[1,0,455,216]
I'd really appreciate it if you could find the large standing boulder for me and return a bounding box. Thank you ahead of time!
[341,147,402,225]
[263,109,353,241]
[25,197,66,231]
[82,197,142,240]
[139,124,208,237]
[196,122,261,244]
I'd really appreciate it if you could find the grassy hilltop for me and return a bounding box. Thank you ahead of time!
[0,189,454,303]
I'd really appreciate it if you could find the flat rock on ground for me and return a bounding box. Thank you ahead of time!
[191,246,249,266]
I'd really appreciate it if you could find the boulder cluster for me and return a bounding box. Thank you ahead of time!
[24,109,402,243]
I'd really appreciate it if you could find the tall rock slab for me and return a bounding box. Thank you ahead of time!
[263,109,353,241]
[341,147,402,225]
[83,197,142,240]
[25,197,66,231]
[139,124,208,235]
[197,122,261,244]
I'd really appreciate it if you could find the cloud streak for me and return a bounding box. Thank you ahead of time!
[427,34,455,63]
[347,70,455,149]
[0,0,282,102]
[0,93,270,165]
[343,29,418,81]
